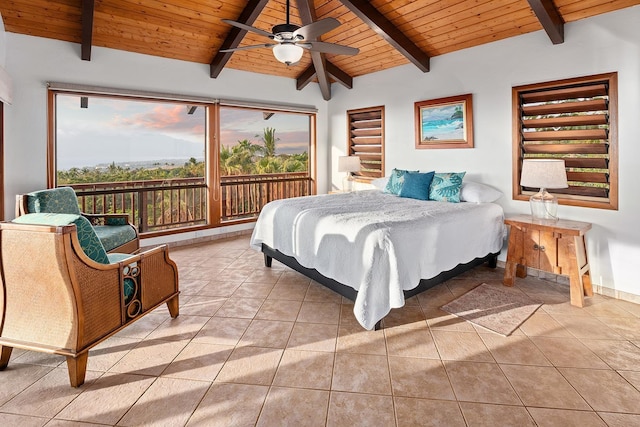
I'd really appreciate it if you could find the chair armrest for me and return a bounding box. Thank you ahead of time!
[83,213,133,227]
[109,245,167,264]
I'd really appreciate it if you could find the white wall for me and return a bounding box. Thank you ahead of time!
[327,6,640,299]
[3,34,328,241]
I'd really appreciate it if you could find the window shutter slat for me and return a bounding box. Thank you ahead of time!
[562,158,608,169]
[522,99,607,116]
[525,156,608,169]
[566,171,609,184]
[523,143,609,155]
[351,145,383,154]
[523,114,608,128]
[350,111,381,121]
[554,187,609,198]
[351,119,382,129]
[523,129,608,141]
[520,84,607,103]
[351,128,382,138]
[351,137,382,145]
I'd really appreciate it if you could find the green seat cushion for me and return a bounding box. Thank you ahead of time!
[26,187,81,215]
[94,225,137,252]
[12,213,110,264]
[106,253,135,263]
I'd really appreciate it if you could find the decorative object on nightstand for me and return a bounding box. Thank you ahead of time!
[520,159,568,220]
[503,215,593,307]
[338,155,361,192]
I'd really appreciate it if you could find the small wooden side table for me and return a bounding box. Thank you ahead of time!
[503,214,593,307]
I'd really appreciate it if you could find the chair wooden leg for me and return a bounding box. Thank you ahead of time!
[66,353,88,388]
[0,346,13,370]
[166,295,179,318]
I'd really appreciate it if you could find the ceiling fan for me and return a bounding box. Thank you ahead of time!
[220,0,359,66]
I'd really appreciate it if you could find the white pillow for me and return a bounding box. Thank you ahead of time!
[460,181,503,203]
[371,176,389,191]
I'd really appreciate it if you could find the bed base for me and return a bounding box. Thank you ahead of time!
[262,243,499,329]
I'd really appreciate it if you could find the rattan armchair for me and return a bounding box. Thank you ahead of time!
[0,214,179,387]
[16,187,139,253]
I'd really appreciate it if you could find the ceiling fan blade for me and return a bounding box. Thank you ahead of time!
[220,43,275,53]
[222,19,274,39]
[293,17,340,40]
[299,41,359,56]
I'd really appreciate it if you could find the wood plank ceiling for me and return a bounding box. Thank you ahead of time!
[2,0,639,100]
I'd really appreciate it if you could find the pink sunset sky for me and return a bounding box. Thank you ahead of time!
[56,95,310,170]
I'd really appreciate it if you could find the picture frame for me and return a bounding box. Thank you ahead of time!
[414,93,474,149]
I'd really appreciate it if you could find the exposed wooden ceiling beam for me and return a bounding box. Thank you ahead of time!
[296,60,353,91]
[81,0,94,61]
[527,0,564,44]
[338,0,430,72]
[296,0,331,100]
[210,0,270,78]
[296,66,317,91]
[327,62,352,89]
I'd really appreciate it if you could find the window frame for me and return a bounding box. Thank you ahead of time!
[346,105,385,182]
[512,72,618,210]
[47,85,317,236]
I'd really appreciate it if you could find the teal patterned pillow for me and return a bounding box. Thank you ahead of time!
[72,215,110,264]
[27,187,81,215]
[399,171,435,200]
[383,168,418,195]
[429,172,466,202]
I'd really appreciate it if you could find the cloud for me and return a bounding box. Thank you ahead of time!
[112,105,205,136]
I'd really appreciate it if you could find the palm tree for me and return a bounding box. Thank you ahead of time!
[257,127,279,157]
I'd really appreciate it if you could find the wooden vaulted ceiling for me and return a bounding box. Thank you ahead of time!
[2,0,639,100]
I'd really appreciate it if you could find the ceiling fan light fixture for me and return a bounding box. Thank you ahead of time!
[273,43,303,65]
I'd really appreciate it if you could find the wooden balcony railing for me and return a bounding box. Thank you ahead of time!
[220,172,312,221]
[68,173,312,234]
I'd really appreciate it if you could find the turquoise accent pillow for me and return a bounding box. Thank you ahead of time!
[429,172,466,202]
[383,168,418,195]
[399,171,435,200]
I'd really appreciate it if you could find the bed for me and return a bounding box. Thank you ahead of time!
[250,189,506,329]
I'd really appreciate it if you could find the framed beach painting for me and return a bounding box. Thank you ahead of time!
[414,94,474,149]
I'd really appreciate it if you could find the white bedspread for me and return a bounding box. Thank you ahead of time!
[250,190,506,329]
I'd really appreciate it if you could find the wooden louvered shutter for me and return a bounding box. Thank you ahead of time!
[347,106,385,180]
[513,72,618,210]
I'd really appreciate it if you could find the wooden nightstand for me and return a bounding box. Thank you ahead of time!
[503,214,593,307]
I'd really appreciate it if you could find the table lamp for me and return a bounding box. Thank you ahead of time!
[520,159,568,220]
[338,156,361,192]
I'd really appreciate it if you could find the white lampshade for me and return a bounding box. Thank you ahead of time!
[338,156,361,173]
[273,43,304,65]
[520,159,568,189]
[520,159,568,221]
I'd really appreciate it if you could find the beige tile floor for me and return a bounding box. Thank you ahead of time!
[1,235,640,426]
